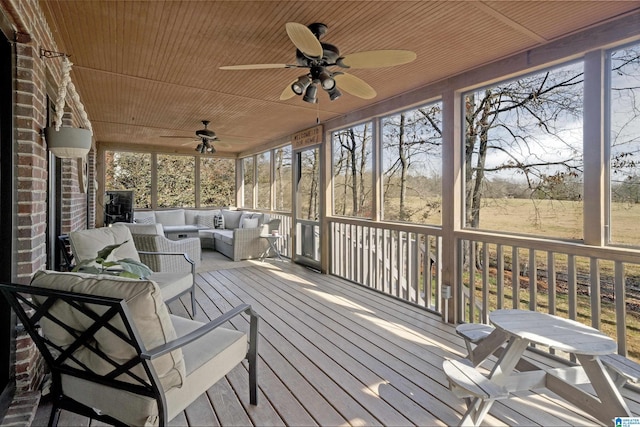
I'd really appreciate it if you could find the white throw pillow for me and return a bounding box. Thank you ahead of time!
[154,210,186,226]
[213,213,225,229]
[241,217,259,229]
[221,210,243,229]
[196,214,216,229]
[135,216,155,224]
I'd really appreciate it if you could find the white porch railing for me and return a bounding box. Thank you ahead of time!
[328,217,640,362]
[457,231,640,361]
[329,218,444,312]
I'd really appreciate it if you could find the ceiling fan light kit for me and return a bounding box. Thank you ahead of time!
[195,140,216,154]
[292,75,312,95]
[220,22,416,104]
[303,84,318,103]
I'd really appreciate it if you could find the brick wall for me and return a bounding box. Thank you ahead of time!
[3,0,94,403]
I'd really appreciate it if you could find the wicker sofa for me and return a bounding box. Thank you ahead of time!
[133,208,273,261]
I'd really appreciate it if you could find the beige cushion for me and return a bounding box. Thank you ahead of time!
[58,314,247,426]
[30,270,186,394]
[221,210,243,229]
[70,226,140,264]
[149,272,194,301]
[154,210,185,226]
[117,223,164,235]
[241,217,259,228]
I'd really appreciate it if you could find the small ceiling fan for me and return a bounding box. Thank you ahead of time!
[193,120,217,154]
[162,120,219,153]
[219,22,416,103]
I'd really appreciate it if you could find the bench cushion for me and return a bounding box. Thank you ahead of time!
[154,209,186,226]
[213,229,234,245]
[30,270,186,392]
[59,314,248,426]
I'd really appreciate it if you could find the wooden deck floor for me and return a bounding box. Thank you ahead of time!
[35,251,640,426]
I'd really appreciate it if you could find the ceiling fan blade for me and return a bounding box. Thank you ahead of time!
[161,135,195,139]
[286,22,322,59]
[339,50,416,69]
[280,81,296,100]
[334,73,376,99]
[219,63,291,70]
[215,141,231,149]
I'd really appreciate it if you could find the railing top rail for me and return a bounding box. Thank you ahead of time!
[328,216,443,236]
[457,229,640,263]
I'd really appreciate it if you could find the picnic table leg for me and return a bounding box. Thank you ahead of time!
[469,328,509,367]
[577,354,631,423]
[460,398,495,427]
[460,337,529,426]
[489,337,530,383]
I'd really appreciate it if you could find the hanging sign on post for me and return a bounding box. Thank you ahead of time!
[292,125,323,150]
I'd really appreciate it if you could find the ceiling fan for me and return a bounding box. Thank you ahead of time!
[162,120,219,153]
[193,120,217,154]
[219,22,416,103]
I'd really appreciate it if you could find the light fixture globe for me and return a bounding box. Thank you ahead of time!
[291,75,312,95]
[318,71,335,90]
[303,84,318,103]
[45,126,92,158]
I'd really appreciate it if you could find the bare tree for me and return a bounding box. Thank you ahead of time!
[382,104,443,222]
[333,123,373,217]
[465,65,584,229]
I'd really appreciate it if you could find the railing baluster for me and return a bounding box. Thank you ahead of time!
[375,228,381,291]
[590,257,601,329]
[469,241,476,323]
[548,252,556,316]
[614,261,627,356]
[482,242,489,323]
[529,248,537,312]
[496,244,504,309]
[424,234,432,309]
[568,254,577,321]
[435,236,442,313]
[512,246,520,309]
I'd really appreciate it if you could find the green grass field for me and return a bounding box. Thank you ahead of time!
[393,196,640,358]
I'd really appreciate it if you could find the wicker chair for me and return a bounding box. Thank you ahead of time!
[113,223,202,272]
[69,226,198,315]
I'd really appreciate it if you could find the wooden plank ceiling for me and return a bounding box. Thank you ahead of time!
[39,1,639,155]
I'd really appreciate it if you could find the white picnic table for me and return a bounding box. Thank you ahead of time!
[459,309,630,426]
